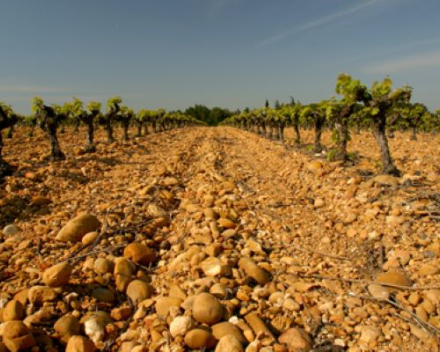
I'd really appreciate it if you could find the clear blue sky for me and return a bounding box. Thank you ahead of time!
[1,0,439,114]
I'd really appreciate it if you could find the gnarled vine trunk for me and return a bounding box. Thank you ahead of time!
[293,116,301,145]
[47,125,65,161]
[314,115,325,153]
[410,126,417,141]
[334,104,354,162]
[80,111,98,153]
[122,121,130,141]
[372,115,400,176]
[37,106,65,161]
[135,121,142,137]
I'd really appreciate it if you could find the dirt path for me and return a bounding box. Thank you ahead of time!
[1,126,440,351]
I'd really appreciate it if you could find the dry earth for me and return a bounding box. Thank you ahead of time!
[0,126,440,351]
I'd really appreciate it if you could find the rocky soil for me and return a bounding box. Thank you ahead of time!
[0,126,440,351]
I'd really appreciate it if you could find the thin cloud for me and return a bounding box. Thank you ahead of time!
[206,0,240,18]
[256,0,386,48]
[363,50,440,74]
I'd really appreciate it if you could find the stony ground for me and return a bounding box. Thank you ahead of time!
[0,126,440,352]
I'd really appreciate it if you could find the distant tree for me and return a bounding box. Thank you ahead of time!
[289,96,296,106]
[184,105,232,126]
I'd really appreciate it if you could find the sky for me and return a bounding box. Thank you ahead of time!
[0,0,439,114]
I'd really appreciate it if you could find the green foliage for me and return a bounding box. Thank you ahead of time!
[71,97,84,116]
[106,96,122,111]
[31,96,44,113]
[119,105,134,116]
[371,77,393,98]
[336,73,366,102]
[326,148,338,161]
[0,102,14,117]
[87,101,101,113]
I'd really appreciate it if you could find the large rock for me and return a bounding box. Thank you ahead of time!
[2,224,21,237]
[28,286,58,304]
[200,257,232,277]
[155,297,183,318]
[184,329,217,350]
[215,335,244,352]
[278,328,312,351]
[212,322,246,345]
[123,243,156,265]
[42,262,72,287]
[114,258,134,292]
[54,315,81,344]
[368,284,390,301]
[192,293,224,325]
[373,175,399,186]
[170,316,194,337]
[126,280,152,304]
[92,288,115,303]
[2,300,24,321]
[419,264,440,276]
[238,258,270,285]
[66,335,96,352]
[375,270,411,287]
[30,196,52,206]
[56,214,101,242]
[359,325,382,344]
[2,321,36,352]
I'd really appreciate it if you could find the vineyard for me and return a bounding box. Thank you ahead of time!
[1,75,440,352]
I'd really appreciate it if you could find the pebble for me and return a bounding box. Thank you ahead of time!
[170,316,194,337]
[368,284,390,301]
[54,315,81,343]
[212,322,247,345]
[278,328,312,351]
[56,214,101,242]
[2,300,24,321]
[238,258,271,285]
[155,297,184,317]
[123,243,156,265]
[28,286,58,304]
[2,320,36,351]
[359,325,382,344]
[418,263,440,276]
[2,224,21,236]
[42,262,73,287]
[66,335,96,352]
[215,335,244,352]
[184,328,217,349]
[192,293,224,325]
[375,270,411,287]
[126,280,152,304]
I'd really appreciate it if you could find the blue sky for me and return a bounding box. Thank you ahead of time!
[0,0,439,114]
